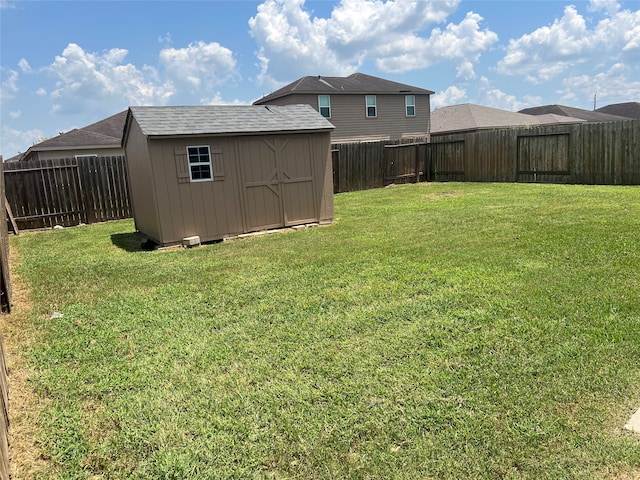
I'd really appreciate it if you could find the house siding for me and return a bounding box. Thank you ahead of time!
[259,93,430,141]
[26,147,124,161]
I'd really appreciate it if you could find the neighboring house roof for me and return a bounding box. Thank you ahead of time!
[253,72,434,104]
[518,104,631,122]
[431,103,585,134]
[596,102,640,119]
[17,110,127,161]
[81,110,128,138]
[33,128,122,150]
[125,104,334,139]
[4,153,23,163]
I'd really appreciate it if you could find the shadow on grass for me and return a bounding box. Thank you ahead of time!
[110,232,151,252]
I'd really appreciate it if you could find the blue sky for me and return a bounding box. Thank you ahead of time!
[1,0,639,158]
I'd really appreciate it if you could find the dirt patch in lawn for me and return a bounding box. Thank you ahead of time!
[423,190,464,200]
[0,244,50,479]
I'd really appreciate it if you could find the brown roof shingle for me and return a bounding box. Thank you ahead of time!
[519,104,631,122]
[596,102,640,120]
[431,103,585,134]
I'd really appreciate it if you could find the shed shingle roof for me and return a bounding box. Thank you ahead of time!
[254,73,434,104]
[127,104,334,137]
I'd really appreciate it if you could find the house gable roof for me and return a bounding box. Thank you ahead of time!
[125,104,334,139]
[81,110,128,139]
[596,102,640,119]
[253,73,434,104]
[431,103,585,134]
[519,104,631,122]
[18,110,127,160]
[34,128,122,149]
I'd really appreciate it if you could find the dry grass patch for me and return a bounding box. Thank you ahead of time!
[423,190,465,200]
[1,243,49,479]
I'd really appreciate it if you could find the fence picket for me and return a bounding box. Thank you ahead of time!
[4,156,131,230]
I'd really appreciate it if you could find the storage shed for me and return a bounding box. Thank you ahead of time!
[122,105,335,246]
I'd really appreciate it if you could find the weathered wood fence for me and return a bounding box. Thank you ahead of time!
[332,120,640,192]
[430,119,640,184]
[4,156,131,231]
[0,156,10,480]
[3,121,639,231]
[332,138,428,193]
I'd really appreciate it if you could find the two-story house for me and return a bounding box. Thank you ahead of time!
[253,73,434,142]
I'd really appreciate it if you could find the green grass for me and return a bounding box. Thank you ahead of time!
[11,182,640,479]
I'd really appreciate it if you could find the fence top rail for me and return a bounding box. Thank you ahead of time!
[4,164,79,173]
[384,142,428,148]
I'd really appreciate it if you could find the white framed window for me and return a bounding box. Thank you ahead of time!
[405,95,415,117]
[187,145,213,182]
[366,95,377,118]
[75,154,98,160]
[318,95,331,118]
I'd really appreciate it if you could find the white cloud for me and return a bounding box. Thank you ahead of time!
[0,68,19,103]
[375,12,498,73]
[249,0,356,87]
[497,3,640,82]
[9,110,20,119]
[482,88,524,111]
[18,58,31,73]
[45,43,174,114]
[158,32,172,45]
[1,125,44,158]
[0,0,16,9]
[249,0,496,87]
[35,87,47,96]
[497,5,590,80]
[431,85,466,109]
[559,62,640,106]
[200,93,249,106]
[588,0,620,16]
[159,41,238,92]
[456,60,475,80]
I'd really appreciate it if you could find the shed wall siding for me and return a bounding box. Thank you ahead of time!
[261,94,430,140]
[235,133,333,231]
[149,136,245,245]
[124,119,162,242]
[126,116,333,246]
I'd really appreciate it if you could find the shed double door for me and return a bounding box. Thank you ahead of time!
[238,135,318,231]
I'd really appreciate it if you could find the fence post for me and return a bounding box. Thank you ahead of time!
[415,144,420,183]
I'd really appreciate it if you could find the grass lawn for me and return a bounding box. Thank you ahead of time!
[5,182,640,479]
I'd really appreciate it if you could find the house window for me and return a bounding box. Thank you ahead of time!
[187,145,213,182]
[366,95,377,118]
[318,95,331,118]
[405,95,415,117]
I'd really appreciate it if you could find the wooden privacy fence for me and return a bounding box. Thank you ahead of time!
[4,121,639,230]
[430,119,640,184]
[0,157,9,480]
[332,138,428,193]
[4,156,131,231]
[332,120,640,192]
